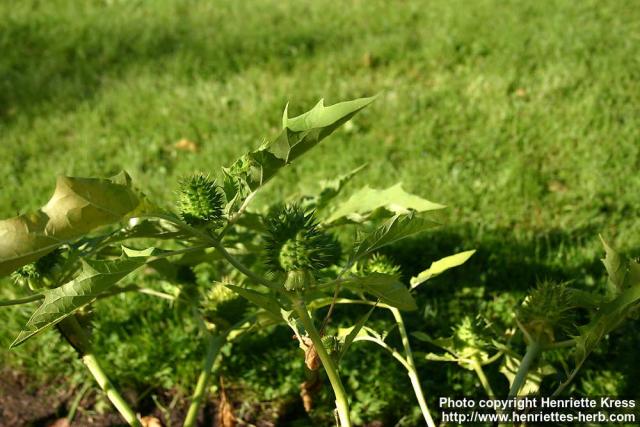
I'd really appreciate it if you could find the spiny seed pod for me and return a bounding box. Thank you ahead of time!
[264,205,341,289]
[451,317,491,368]
[206,283,238,307]
[517,280,577,343]
[321,335,340,354]
[455,317,488,352]
[204,283,247,327]
[364,253,401,276]
[177,174,224,227]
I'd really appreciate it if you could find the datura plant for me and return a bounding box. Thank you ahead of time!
[2,97,633,426]
[0,95,478,427]
[2,96,636,426]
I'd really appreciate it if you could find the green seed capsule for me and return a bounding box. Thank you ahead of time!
[264,204,341,289]
[517,281,577,343]
[321,335,340,354]
[177,173,224,227]
[364,253,401,276]
[204,283,247,328]
[284,269,314,291]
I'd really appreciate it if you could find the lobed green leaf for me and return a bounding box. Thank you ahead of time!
[222,96,376,213]
[0,172,145,277]
[10,248,157,347]
[342,273,417,311]
[326,183,445,225]
[350,212,437,263]
[573,278,640,366]
[600,236,640,294]
[567,240,640,381]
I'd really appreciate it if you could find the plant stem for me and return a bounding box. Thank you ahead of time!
[471,361,495,398]
[292,297,352,427]
[62,317,141,427]
[67,382,91,424]
[0,293,43,306]
[183,332,226,427]
[83,353,142,427]
[508,340,542,398]
[391,308,436,427]
[544,338,576,349]
[219,190,258,237]
[213,241,275,288]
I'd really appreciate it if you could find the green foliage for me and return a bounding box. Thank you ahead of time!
[0,87,636,426]
[224,284,281,320]
[572,240,640,372]
[350,213,437,263]
[304,164,367,212]
[11,248,156,348]
[0,172,144,277]
[0,95,466,426]
[222,96,376,214]
[410,250,476,289]
[326,183,445,225]
[342,273,417,311]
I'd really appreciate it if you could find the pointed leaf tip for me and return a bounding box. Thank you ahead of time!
[410,250,476,289]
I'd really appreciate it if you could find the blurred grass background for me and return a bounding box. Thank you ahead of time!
[1,0,639,424]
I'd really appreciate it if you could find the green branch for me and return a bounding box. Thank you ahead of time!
[0,294,44,306]
[508,340,542,398]
[62,316,141,427]
[292,296,352,427]
[391,308,436,427]
[183,332,227,427]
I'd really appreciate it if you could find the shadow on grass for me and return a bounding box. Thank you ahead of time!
[380,224,640,399]
[390,223,607,293]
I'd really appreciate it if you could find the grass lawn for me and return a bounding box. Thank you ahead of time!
[1,0,639,424]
